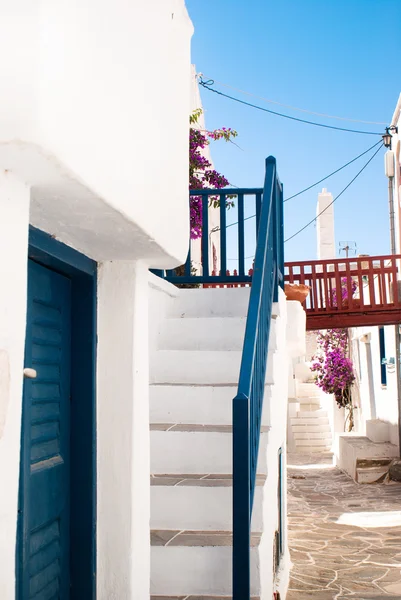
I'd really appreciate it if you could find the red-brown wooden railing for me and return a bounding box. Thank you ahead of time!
[285,255,401,329]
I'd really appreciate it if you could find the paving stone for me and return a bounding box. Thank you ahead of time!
[389,460,401,481]
[288,452,401,599]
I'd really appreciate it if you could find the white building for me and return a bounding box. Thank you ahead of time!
[0,2,306,599]
[0,2,193,598]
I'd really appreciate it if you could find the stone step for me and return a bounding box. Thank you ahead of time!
[356,465,390,484]
[298,396,321,404]
[167,287,251,319]
[291,417,330,426]
[298,404,321,412]
[151,596,261,600]
[296,382,321,399]
[292,424,331,433]
[158,316,278,353]
[150,424,270,474]
[151,350,278,385]
[296,409,328,418]
[294,445,332,453]
[150,474,266,531]
[293,432,332,440]
[159,317,246,351]
[295,438,332,447]
[151,530,261,597]
[150,384,273,428]
[150,384,235,426]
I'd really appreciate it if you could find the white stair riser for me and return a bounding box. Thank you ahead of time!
[292,425,331,433]
[151,350,277,385]
[168,288,251,318]
[159,317,278,353]
[151,431,268,474]
[294,446,332,453]
[293,432,332,440]
[296,383,320,399]
[296,439,331,447]
[297,397,321,404]
[298,405,321,412]
[150,384,273,426]
[151,546,260,596]
[159,316,246,351]
[151,486,263,531]
[356,467,389,484]
[291,418,329,426]
[296,409,328,418]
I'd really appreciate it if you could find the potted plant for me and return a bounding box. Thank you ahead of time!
[284,283,310,303]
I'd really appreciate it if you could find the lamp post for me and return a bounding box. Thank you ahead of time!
[384,128,401,453]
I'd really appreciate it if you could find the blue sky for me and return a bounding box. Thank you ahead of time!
[186,0,401,265]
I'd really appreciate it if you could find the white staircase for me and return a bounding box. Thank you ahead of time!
[290,381,332,453]
[149,288,284,600]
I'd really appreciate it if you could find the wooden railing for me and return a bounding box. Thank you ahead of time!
[285,255,401,329]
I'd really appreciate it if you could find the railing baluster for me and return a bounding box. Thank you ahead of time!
[391,257,398,306]
[357,258,364,308]
[345,260,353,311]
[311,263,318,311]
[232,392,250,600]
[368,258,376,307]
[379,258,385,306]
[238,193,245,278]
[201,192,210,279]
[219,193,227,277]
[255,192,262,237]
[184,247,191,278]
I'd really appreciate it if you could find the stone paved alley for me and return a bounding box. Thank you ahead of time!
[287,453,401,599]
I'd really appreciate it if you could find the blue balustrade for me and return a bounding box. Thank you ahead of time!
[232,156,284,599]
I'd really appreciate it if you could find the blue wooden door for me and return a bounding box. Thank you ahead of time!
[18,260,71,599]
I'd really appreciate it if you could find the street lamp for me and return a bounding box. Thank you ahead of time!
[383,126,399,149]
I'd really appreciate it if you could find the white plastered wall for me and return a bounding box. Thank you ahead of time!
[351,326,399,447]
[97,261,152,599]
[0,174,30,599]
[0,0,193,267]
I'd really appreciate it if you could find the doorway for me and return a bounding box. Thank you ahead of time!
[17,228,97,599]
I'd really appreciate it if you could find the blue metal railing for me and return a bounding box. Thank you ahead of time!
[153,188,263,285]
[232,156,284,599]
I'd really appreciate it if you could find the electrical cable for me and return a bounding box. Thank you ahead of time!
[284,139,383,202]
[199,75,388,126]
[223,139,383,231]
[227,143,383,261]
[198,78,383,136]
[284,143,383,243]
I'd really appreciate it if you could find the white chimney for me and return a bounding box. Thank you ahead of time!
[316,188,335,260]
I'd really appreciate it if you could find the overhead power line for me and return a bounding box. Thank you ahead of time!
[199,75,388,126]
[284,143,383,243]
[284,139,383,202]
[198,77,383,136]
[223,140,383,232]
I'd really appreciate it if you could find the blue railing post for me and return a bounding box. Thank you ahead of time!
[232,392,250,600]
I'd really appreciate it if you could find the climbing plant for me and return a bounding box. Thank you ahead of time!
[189,109,237,239]
[311,278,357,431]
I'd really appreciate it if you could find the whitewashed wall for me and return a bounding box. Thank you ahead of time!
[0,2,193,597]
[0,174,30,600]
[350,326,399,446]
[0,0,193,268]
[391,95,401,255]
